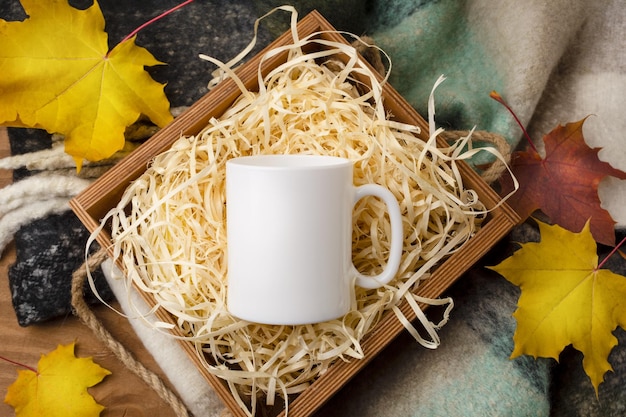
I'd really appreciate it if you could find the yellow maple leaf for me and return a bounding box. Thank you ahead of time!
[488,220,626,393]
[0,0,173,170]
[4,342,111,417]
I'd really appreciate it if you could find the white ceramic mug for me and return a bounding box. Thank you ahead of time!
[226,155,403,325]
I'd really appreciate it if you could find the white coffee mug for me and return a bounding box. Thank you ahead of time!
[226,154,403,325]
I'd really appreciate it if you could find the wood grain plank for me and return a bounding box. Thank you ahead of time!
[0,127,12,189]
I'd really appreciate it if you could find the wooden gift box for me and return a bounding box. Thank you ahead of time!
[70,10,519,417]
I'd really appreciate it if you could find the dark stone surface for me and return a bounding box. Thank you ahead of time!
[8,211,113,326]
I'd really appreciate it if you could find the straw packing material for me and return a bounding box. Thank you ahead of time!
[103,11,489,414]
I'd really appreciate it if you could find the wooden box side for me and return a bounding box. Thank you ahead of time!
[70,9,520,417]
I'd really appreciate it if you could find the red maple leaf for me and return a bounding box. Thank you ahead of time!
[499,118,626,246]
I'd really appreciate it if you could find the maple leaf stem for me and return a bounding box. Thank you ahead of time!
[0,353,38,374]
[596,234,626,271]
[490,91,540,155]
[109,0,196,56]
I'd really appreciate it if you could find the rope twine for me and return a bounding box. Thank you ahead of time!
[70,247,192,417]
[69,130,510,417]
[440,130,512,184]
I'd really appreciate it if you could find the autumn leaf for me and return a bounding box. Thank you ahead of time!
[0,0,173,170]
[498,117,626,246]
[488,220,626,393]
[4,342,110,416]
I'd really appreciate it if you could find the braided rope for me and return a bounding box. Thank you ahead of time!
[71,248,192,417]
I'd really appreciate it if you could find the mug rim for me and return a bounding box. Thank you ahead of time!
[227,154,351,169]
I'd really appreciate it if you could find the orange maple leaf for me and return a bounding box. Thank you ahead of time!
[4,342,111,417]
[499,118,626,246]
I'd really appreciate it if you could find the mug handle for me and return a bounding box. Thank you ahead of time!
[352,184,403,289]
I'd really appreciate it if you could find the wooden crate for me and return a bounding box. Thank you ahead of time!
[70,10,519,417]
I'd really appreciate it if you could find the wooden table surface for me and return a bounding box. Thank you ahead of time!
[0,127,181,417]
